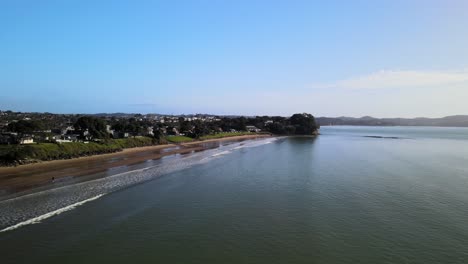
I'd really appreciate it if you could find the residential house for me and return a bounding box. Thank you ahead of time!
[113,131,130,138]
[55,139,73,143]
[106,125,114,136]
[246,126,261,133]
[19,137,34,144]
[146,126,154,136]
[62,134,80,142]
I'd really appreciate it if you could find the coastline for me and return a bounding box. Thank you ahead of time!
[0,134,271,198]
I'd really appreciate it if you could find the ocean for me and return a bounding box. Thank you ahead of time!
[2,126,468,263]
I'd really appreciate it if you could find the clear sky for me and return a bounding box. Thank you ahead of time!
[1,0,468,117]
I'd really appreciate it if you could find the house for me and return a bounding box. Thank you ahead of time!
[113,131,130,138]
[146,126,154,136]
[45,134,62,141]
[57,126,75,135]
[159,127,167,135]
[171,127,180,136]
[0,122,9,129]
[246,126,261,133]
[62,134,80,142]
[19,137,34,144]
[55,139,73,143]
[106,125,114,136]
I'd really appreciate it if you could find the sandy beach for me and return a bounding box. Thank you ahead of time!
[0,134,270,198]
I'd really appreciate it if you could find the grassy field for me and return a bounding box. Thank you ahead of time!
[0,137,159,165]
[165,135,193,143]
[199,132,255,140]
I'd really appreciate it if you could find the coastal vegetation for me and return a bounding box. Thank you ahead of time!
[0,111,319,166]
[0,137,159,166]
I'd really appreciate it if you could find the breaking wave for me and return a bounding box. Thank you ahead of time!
[211,150,232,157]
[0,194,105,233]
[0,137,277,232]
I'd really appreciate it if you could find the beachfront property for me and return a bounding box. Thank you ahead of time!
[113,132,130,139]
[19,137,34,144]
[106,125,114,135]
[146,126,154,136]
[55,139,73,143]
[60,126,75,135]
[246,126,261,133]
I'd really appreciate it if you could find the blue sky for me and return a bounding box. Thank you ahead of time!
[1,0,468,117]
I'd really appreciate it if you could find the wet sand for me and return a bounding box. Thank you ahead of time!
[0,135,270,198]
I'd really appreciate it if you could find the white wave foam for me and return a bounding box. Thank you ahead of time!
[223,138,277,152]
[211,150,231,157]
[0,137,278,233]
[244,139,276,148]
[0,194,105,233]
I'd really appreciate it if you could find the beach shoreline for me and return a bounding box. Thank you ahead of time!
[0,134,271,199]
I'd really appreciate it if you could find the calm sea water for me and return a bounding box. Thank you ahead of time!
[2,126,468,263]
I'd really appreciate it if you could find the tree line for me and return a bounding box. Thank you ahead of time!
[7,113,319,140]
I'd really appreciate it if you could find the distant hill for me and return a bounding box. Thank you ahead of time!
[316,115,468,127]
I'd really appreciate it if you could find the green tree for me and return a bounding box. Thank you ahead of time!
[74,116,108,139]
[290,113,318,135]
[8,120,45,135]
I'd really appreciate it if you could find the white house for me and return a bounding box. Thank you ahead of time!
[146,126,154,136]
[246,126,261,133]
[19,137,34,144]
[61,126,75,135]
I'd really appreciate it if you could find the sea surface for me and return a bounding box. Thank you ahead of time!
[2,126,468,263]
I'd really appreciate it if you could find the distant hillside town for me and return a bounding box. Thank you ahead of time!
[0,111,318,145]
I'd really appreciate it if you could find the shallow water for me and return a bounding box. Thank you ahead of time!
[2,127,468,263]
